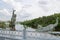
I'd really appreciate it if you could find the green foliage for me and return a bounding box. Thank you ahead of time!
[20,13,60,31]
[0,22,6,28]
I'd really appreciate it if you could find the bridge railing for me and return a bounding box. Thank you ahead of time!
[0,29,60,40]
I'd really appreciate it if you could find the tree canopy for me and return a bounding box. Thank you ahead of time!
[20,13,60,31]
[0,21,6,29]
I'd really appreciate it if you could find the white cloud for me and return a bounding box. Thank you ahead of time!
[3,0,23,12]
[0,9,11,16]
[0,9,12,21]
[1,0,60,21]
[12,2,23,12]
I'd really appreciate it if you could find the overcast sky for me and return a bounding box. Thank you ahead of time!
[0,0,60,21]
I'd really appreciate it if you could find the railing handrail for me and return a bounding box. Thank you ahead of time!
[0,29,60,40]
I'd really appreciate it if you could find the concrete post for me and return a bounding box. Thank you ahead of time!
[23,25,26,40]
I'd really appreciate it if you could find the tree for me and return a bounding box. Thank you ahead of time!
[20,13,60,31]
[0,22,6,29]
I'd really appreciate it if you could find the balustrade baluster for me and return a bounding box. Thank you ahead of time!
[0,30,59,40]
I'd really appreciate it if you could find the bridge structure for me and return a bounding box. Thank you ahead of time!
[0,29,60,40]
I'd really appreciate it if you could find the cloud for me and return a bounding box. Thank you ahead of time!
[3,0,23,11]
[1,0,60,21]
[38,0,48,5]
[0,9,11,16]
[46,0,60,13]
[0,9,11,21]
[16,10,32,21]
